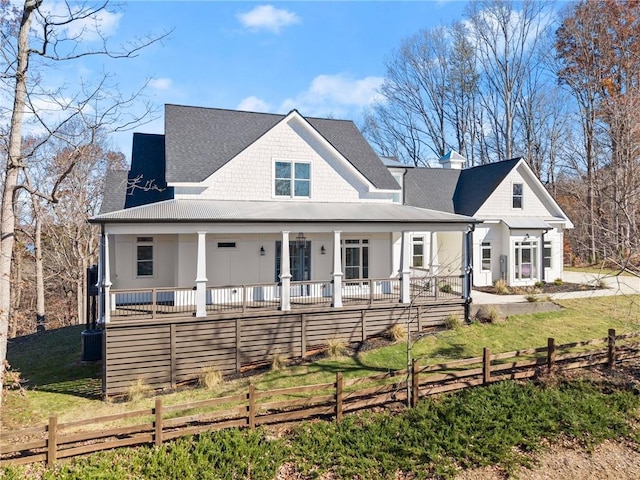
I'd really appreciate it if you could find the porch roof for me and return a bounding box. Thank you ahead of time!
[90,199,478,225]
[500,217,555,229]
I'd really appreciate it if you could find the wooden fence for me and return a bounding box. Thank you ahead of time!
[2,329,639,467]
[103,300,466,396]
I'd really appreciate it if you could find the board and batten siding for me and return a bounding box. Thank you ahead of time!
[103,301,465,396]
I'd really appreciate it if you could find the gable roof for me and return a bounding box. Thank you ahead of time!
[402,158,528,216]
[453,158,522,216]
[404,168,460,214]
[164,104,399,190]
[99,170,128,214]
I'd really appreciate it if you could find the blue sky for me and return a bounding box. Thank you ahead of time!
[52,1,470,157]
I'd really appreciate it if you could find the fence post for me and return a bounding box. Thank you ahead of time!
[155,398,163,446]
[483,347,491,384]
[248,383,256,430]
[47,416,57,466]
[608,329,616,368]
[547,337,556,373]
[411,359,419,408]
[335,372,343,422]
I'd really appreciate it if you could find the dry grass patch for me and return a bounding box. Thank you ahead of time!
[125,378,151,403]
[198,365,223,390]
[387,323,407,342]
[325,338,346,359]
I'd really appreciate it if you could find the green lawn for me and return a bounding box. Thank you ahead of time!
[3,295,640,430]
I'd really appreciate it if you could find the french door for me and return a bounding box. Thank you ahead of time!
[275,241,311,282]
[514,240,538,281]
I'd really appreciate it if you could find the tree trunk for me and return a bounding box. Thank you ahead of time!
[0,0,38,405]
[35,211,46,331]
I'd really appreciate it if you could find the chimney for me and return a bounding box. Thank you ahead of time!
[439,150,466,170]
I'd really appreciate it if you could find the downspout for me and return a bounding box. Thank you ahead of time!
[464,223,475,323]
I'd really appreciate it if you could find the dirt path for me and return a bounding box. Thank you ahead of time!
[457,440,640,480]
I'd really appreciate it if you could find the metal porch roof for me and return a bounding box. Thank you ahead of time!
[91,199,478,224]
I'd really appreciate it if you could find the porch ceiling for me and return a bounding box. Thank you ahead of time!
[91,199,477,225]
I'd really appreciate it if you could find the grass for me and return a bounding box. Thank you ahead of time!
[3,296,640,431]
[3,375,639,479]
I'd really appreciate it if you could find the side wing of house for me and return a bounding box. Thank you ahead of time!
[464,159,573,287]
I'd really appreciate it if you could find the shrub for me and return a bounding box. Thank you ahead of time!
[444,313,462,330]
[493,279,510,294]
[198,365,223,390]
[475,305,500,323]
[270,351,287,371]
[125,377,151,402]
[525,294,539,303]
[326,338,346,359]
[553,278,564,286]
[534,280,545,288]
[386,323,407,342]
[439,282,453,294]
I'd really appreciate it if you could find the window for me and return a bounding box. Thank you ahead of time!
[481,242,491,271]
[136,237,153,277]
[512,183,523,209]
[391,172,403,204]
[543,241,552,269]
[412,236,424,268]
[342,239,369,280]
[275,161,310,197]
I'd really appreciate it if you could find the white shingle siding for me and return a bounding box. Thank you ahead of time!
[176,119,373,203]
[475,166,553,218]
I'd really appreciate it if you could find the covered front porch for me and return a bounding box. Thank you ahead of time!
[98,227,474,323]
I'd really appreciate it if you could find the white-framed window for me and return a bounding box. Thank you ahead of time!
[412,236,424,268]
[391,172,403,204]
[136,236,153,277]
[342,239,369,280]
[274,160,311,198]
[543,241,552,269]
[481,242,491,272]
[512,183,523,209]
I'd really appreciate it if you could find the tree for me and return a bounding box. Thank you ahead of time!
[0,0,167,402]
[556,0,640,264]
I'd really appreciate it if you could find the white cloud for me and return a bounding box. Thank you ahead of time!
[237,96,271,113]
[149,78,173,91]
[279,74,384,118]
[237,5,300,34]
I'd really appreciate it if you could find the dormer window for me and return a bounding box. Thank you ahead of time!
[512,183,523,209]
[275,161,310,198]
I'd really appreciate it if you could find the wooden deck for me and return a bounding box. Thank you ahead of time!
[102,296,468,397]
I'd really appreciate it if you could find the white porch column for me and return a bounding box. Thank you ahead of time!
[332,230,343,307]
[97,231,105,323]
[280,231,291,311]
[195,231,208,318]
[400,231,411,303]
[103,233,112,323]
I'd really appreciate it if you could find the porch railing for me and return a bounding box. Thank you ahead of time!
[341,278,401,305]
[111,287,197,319]
[410,275,464,301]
[108,275,463,320]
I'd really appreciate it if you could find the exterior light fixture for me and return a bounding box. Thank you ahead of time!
[260,246,265,256]
[296,232,307,248]
[321,245,326,255]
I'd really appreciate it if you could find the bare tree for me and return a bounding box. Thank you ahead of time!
[0,0,168,402]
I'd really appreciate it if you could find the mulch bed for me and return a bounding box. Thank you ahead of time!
[475,281,603,295]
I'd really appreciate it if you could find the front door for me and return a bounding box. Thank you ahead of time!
[514,240,538,282]
[275,241,311,282]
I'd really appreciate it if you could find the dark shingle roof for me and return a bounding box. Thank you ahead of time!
[125,133,174,209]
[402,158,523,216]
[453,158,522,215]
[164,105,399,190]
[99,170,128,214]
[404,168,461,213]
